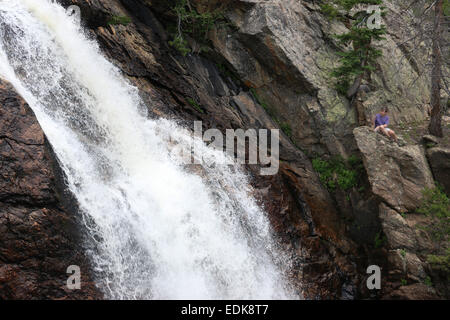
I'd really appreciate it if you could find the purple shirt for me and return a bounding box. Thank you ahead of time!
[375,113,389,128]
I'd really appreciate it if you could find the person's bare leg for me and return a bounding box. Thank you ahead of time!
[379,127,388,138]
[388,130,398,142]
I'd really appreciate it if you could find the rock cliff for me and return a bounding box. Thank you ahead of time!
[354,127,448,299]
[0,0,448,299]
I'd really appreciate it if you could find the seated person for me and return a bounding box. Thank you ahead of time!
[373,107,398,142]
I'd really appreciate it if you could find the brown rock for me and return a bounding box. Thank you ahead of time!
[386,283,439,300]
[0,78,102,299]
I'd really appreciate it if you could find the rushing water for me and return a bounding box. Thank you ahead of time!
[0,0,296,299]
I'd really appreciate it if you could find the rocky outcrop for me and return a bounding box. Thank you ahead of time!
[354,127,443,299]
[0,79,101,299]
[426,147,450,195]
[354,126,434,212]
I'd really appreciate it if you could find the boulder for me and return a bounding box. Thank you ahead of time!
[426,147,450,195]
[354,126,435,212]
[422,134,440,146]
[387,249,427,282]
[379,203,417,251]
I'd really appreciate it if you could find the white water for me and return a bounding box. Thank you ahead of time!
[0,0,296,299]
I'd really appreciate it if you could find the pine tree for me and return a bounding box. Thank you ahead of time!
[322,0,387,98]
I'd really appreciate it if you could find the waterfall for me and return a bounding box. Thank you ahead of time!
[0,0,296,299]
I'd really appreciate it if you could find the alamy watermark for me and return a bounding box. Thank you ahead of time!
[366,5,382,30]
[66,5,81,24]
[66,265,81,290]
[366,265,381,290]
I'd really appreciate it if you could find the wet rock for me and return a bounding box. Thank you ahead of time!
[0,79,101,299]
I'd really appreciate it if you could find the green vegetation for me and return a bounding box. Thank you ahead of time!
[374,231,386,248]
[186,97,204,113]
[169,0,225,56]
[321,0,387,96]
[107,15,132,26]
[424,276,433,287]
[312,155,364,192]
[400,279,407,286]
[417,186,450,244]
[427,249,450,273]
[445,0,450,16]
[279,122,292,138]
[416,186,449,276]
[169,35,191,57]
[400,249,406,258]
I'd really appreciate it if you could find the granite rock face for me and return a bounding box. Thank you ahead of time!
[354,126,434,212]
[203,0,430,157]
[0,79,101,299]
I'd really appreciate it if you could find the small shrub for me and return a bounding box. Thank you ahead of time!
[417,187,450,244]
[169,0,226,56]
[424,276,433,287]
[374,231,386,249]
[400,279,407,286]
[400,249,406,258]
[169,35,191,56]
[312,156,362,192]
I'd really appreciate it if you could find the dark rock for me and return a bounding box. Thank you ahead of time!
[0,79,101,300]
[426,147,450,195]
